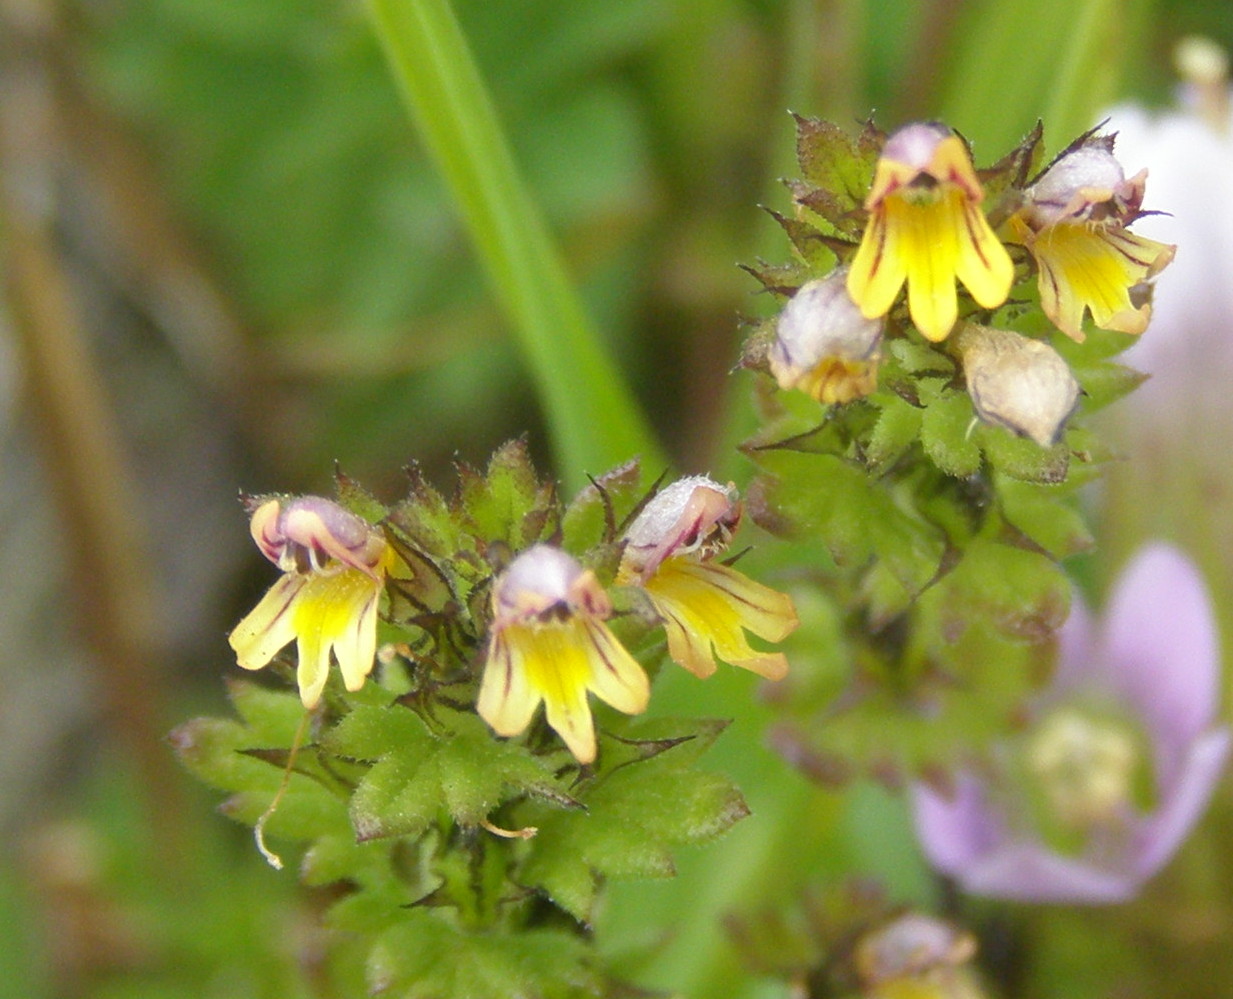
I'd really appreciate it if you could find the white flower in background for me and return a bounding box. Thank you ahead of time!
[1104,37,1233,417]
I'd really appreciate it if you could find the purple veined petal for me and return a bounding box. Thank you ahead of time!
[910,776,1004,875]
[229,573,304,670]
[1099,544,1220,762]
[335,583,381,692]
[956,841,1137,904]
[1133,727,1231,879]
[295,612,333,710]
[476,630,541,740]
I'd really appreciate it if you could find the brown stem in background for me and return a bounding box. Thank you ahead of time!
[0,0,187,858]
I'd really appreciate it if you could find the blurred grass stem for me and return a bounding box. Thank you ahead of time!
[366,0,668,489]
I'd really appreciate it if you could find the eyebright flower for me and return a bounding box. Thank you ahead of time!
[847,122,1014,343]
[852,912,985,999]
[229,496,392,709]
[954,323,1080,446]
[770,271,884,404]
[1008,134,1176,342]
[477,544,649,764]
[617,476,798,681]
[911,544,1230,903]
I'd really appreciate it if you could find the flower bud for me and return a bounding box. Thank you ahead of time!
[620,476,740,582]
[769,272,883,404]
[954,324,1080,446]
[853,912,983,999]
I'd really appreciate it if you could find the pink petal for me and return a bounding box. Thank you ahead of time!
[1100,544,1219,767]
[910,775,1003,875]
[1133,727,1231,878]
[958,841,1136,903]
[1050,591,1099,692]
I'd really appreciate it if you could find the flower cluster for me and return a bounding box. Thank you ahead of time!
[227,472,797,764]
[745,117,1174,451]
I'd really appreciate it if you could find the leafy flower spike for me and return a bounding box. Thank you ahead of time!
[229,496,392,708]
[1009,135,1176,341]
[617,476,798,681]
[847,122,1014,343]
[477,544,650,764]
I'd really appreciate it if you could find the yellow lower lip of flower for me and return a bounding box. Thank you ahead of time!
[1030,221,1175,341]
[478,616,649,764]
[848,186,1013,343]
[229,565,383,709]
[644,558,797,680]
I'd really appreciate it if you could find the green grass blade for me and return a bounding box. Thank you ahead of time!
[366,0,668,487]
[940,0,1155,155]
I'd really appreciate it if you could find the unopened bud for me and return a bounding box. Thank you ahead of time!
[853,912,983,999]
[769,272,883,404]
[955,324,1080,446]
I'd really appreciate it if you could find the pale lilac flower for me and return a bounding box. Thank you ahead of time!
[911,544,1229,903]
[1103,39,1233,417]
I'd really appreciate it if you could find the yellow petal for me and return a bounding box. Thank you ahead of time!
[646,559,797,680]
[898,189,962,342]
[478,617,649,764]
[582,618,651,716]
[955,200,1015,309]
[848,208,908,321]
[522,620,601,763]
[229,573,303,671]
[294,615,332,710]
[291,569,380,708]
[850,181,1012,342]
[477,629,540,738]
[329,577,383,692]
[1031,222,1173,341]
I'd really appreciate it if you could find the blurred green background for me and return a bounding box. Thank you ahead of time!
[3,0,1233,996]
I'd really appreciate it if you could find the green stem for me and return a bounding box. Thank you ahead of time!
[366,0,668,489]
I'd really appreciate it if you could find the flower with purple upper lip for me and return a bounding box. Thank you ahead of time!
[911,544,1230,903]
[229,496,394,709]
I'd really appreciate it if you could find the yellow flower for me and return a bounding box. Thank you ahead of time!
[618,477,797,681]
[229,496,391,708]
[477,545,649,764]
[1009,139,1175,341]
[853,913,985,999]
[847,122,1014,343]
